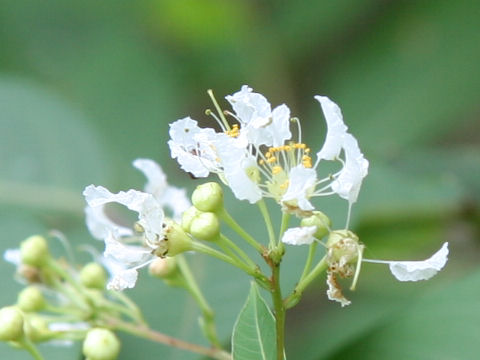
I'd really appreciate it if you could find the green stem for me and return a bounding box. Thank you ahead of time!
[176,255,222,348]
[271,264,286,360]
[108,318,231,360]
[299,242,318,283]
[192,242,270,288]
[218,208,264,253]
[19,338,44,360]
[257,199,276,249]
[284,256,328,309]
[219,234,256,268]
[278,213,290,246]
[108,291,146,325]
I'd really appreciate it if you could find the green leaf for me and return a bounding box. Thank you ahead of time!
[232,282,277,360]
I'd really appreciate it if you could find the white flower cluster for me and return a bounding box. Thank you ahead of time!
[168,86,368,214]
[83,159,190,290]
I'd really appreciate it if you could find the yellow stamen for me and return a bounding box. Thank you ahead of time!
[272,166,282,175]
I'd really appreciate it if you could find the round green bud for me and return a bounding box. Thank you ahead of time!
[17,287,45,312]
[155,220,193,257]
[326,229,358,248]
[192,182,224,212]
[181,206,201,233]
[83,328,121,360]
[300,211,332,239]
[80,263,107,290]
[24,315,50,342]
[190,212,220,241]
[149,257,177,279]
[20,235,49,267]
[0,306,24,341]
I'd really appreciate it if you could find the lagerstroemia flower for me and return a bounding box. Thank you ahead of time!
[281,227,449,306]
[83,159,190,290]
[168,85,368,216]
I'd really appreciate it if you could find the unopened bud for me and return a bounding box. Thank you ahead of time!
[300,211,331,239]
[80,263,107,290]
[190,212,220,241]
[17,287,45,312]
[20,235,49,267]
[0,306,24,341]
[24,315,50,342]
[155,220,193,257]
[83,328,120,360]
[181,206,201,233]
[148,257,177,279]
[192,182,224,212]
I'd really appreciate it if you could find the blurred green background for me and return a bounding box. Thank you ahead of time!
[1,0,479,359]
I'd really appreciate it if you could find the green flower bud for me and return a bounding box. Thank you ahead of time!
[155,220,193,257]
[83,328,120,360]
[17,287,45,312]
[80,263,107,290]
[24,315,50,342]
[148,257,178,279]
[181,206,201,233]
[300,211,332,239]
[0,306,24,342]
[20,235,49,267]
[192,182,224,212]
[190,212,220,241]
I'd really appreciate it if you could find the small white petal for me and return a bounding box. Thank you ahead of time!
[107,268,139,291]
[315,96,348,161]
[133,158,168,199]
[168,118,220,177]
[225,85,271,127]
[331,134,369,203]
[281,226,317,245]
[269,104,292,147]
[282,165,317,211]
[3,249,21,266]
[103,233,152,265]
[388,242,449,281]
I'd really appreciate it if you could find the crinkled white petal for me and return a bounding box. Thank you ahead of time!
[281,226,317,245]
[103,232,153,265]
[85,205,132,240]
[214,134,262,203]
[133,158,190,221]
[160,186,191,221]
[107,268,139,291]
[331,134,369,203]
[226,85,271,127]
[133,158,168,199]
[326,272,351,307]
[388,242,449,281]
[269,104,292,147]
[83,185,164,243]
[315,96,348,161]
[3,248,21,266]
[281,165,317,211]
[168,117,220,177]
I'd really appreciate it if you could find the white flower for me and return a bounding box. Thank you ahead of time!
[133,158,190,221]
[281,226,317,245]
[169,87,368,214]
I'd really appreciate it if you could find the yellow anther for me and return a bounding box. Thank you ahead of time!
[272,166,282,175]
[265,152,272,158]
[267,157,277,163]
[226,124,240,138]
[280,180,290,190]
[298,143,306,149]
[305,148,311,153]
[259,159,265,165]
[284,145,292,151]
